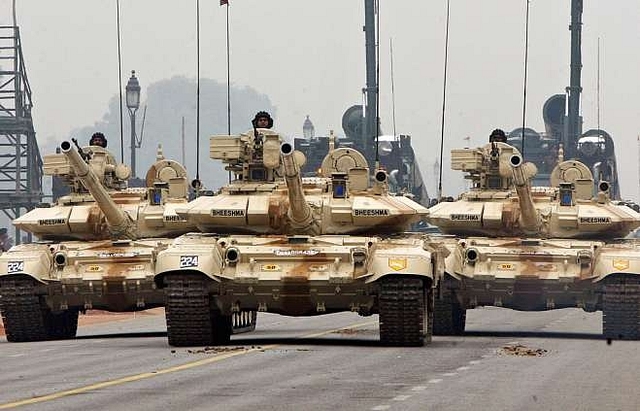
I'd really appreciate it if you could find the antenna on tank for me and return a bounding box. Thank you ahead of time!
[390,37,397,139]
[596,37,601,132]
[191,0,202,195]
[374,0,381,170]
[115,0,124,162]
[437,0,451,201]
[520,0,531,156]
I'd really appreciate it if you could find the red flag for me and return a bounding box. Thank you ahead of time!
[220,0,228,5]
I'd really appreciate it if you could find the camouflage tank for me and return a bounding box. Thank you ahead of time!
[154,128,447,347]
[427,141,640,339]
[0,140,201,342]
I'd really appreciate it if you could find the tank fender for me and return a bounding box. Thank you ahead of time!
[0,246,54,284]
[591,244,640,282]
[366,245,436,284]
[154,244,224,288]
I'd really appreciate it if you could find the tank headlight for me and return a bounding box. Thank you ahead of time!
[54,252,67,267]
[351,248,368,265]
[465,248,479,264]
[577,250,592,266]
[225,247,240,264]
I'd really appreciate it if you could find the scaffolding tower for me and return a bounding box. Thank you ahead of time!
[0,26,43,244]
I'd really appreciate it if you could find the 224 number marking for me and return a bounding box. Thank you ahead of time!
[7,261,25,274]
[179,255,199,268]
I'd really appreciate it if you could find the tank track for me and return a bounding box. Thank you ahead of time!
[0,278,49,342]
[602,274,640,340]
[0,278,78,342]
[433,288,466,336]
[379,277,430,347]
[165,274,214,347]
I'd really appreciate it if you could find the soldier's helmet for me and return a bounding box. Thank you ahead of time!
[489,128,507,143]
[252,111,274,129]
[89,132,108,148]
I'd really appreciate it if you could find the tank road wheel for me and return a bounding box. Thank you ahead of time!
[379,277,430,347]
[602,274,640,340]
[0,278,49,342]
[433,288,466,336]
[165,274,213,347]
[231,310,258,334]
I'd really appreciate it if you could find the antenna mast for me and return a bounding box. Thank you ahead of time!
[520,0,531,156]
[390,38,397,138]
[437,0,451,201]
[596,37,601,131]
[115,0,124,162]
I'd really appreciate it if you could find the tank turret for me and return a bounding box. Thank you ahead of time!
[428,141,640,239]
[61,140,138,239]
[13,140,196,241]
[176,129,428,235]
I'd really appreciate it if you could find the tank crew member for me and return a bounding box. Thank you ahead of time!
[252,111,274,129]
[89,132,108,148]
[489,128,507,143]
[0,227,13,251]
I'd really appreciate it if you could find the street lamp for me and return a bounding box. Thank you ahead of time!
[125,70,141,177]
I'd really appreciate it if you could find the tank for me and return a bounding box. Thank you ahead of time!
[0,140,205,342]
[427,141,640,339]
[154,128,448,347]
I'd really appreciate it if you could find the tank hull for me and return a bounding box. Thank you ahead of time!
[154,233,444,347]
[439,236,640,338]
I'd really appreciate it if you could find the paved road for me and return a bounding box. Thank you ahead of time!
[0,307,639,411]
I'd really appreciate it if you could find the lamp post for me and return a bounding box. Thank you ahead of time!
[125,70,141,177]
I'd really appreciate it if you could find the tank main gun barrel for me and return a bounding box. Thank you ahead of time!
[280,142,314,230]
[60,141,138,240]
[509,154,539,233]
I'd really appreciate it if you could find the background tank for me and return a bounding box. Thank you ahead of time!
[427,141,640,339]
[0,140,199,342]
[294,107,430,207]
[154,128,447,347]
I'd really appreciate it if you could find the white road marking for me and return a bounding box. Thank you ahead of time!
[411,386,427,391]
[371,405,390,410]
[393,395,411,401]
[428,379,443,384]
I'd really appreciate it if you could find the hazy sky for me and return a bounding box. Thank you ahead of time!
[1,0,639,200]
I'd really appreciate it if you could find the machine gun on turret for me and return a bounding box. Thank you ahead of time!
[71,138,91,161]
